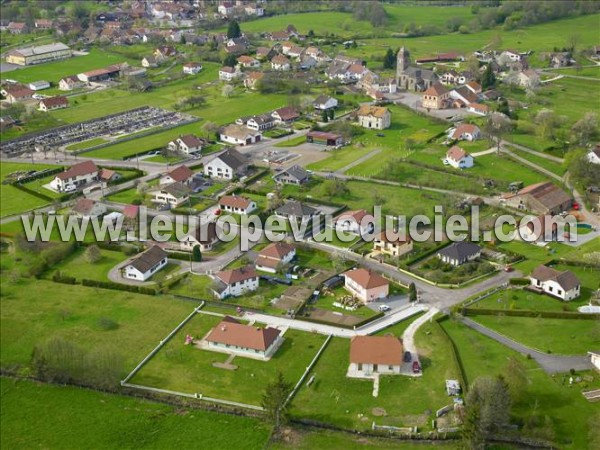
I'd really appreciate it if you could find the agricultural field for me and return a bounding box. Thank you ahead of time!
[0,377,271,450]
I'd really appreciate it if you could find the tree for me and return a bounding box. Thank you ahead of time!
[321,109,329,123]
[261,372,292,430]
[464,376,512,441]
[534,109,562,140]
[480,64,496,89]
[84,245,102,264]
[408,282,417,302]
[567,148,600,188]
[461,404,485,450]
[504,356,527,402]
[202,121,219,140]
[485,112,512,153]
[222,84,234,98]
[223,53,238,67]
[192,245,202,262]
[324,179,349,198]
[328,108,335,121]
[465,55,480,78]
[227,20,241,39]
[571,112,598,146]
[383,48,396,69]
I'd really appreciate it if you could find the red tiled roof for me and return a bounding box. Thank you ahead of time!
[56,160,98,181]
[446,145,468,162]
[259,242,295,261]
[343,268,389,290]
[166,165,194,182]
[215,266,258,285]
[205,317,281,351]
[219,195,253,210]
[350,335,403,365]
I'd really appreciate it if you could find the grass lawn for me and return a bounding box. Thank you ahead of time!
[312,287,379,319]
[0,278,198,371]
[290,316,460,430]
[470,315,600,355]
[0,162,62,217]
[273,134,308,148]
[307,145,379,172]
[132,313,327,405]
[0,377,271,450]
[495,240,574,273]
[469,287,592,313]
[65,137,108,151]
[43,247,124,282]
[507,148,567,177]
[441,317,600,449]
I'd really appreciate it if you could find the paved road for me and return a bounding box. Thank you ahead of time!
[458,316,593,374]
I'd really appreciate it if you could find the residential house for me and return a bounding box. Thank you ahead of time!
[588,352,600,371]
[4,86,34,103]
[255,242,296,273]
[501,50,522,62]
[587,147,600,165]
[335,209,375,236]
[255,47,274,60]
[449,86,478,108]
[275,201,319,223]
[167,135,204,155]
[313,95,338,111]
[245,3,265,17]
[218,195,257,215]
[356,105,391,130]
[183,62,202,74]
[467,103,489,116]
[245,114,276,131]
[306,131,344,146]
[123,246,168,281]
[181,221,220,252]
[343,268,389,303]
[28,80,50,91]
[58,75,84,91]
[530,265,581,301]
[212,266,259,299]
[271,55,291,71]
[272,106,299,125]
[141,56,158,68]
[217,2,235,17]
[50,160,99,192]
[72,199,107,219]
[7,22,28,34]
[38,96,69,112]
[373,231,413,258]
[449,124,481,141]
[237,55,260,68]
[219,66,241,81]
[154,46,177,60]
[150,182,191,207]
[244,71,264,90]
[220,124,262,145]
[512,69,540,89]
[518,214,563,243]
[503,182,572,215]
[440,70,459,85]
[445,146,474,169]
[160,165,195,186]
[270,31,290,41]
[99,168,121,183]
[204,149,248,180]
[273,165,310,185]
[204,316,283,359]
[34,19,54,30]
[465,80,482,95]
[437,242,481,266]
[422,82,449,110]
[348,336,403,378]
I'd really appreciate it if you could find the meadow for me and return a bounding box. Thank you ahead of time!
[0,377,271,450]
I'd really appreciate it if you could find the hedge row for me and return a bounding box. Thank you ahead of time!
[509,277,530,286]
[402,241,451,267]
[11,183,55,203]
[545,258,600,270]
[464,308,599,320]
[13,167,64,184]
[434,316,469,391]
[81,278,157,295]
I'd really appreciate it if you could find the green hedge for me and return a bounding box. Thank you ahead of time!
[509,277,530,286]
[81,278,157,295]
[464,308,599,320]
[296,310,384,330]
[435,316,469,391]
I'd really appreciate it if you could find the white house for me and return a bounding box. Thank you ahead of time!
[449,124,481,142]
[313,94,338,111]
[211,266,259,299]
[530,265,581,301]
[28,80,50,91]
[335,209,375,236]
[356,105,391,130]
[71,198,107,219]
[347,336,403,379]
[255,242,296,273]
[181,221,220,252]
[218,195,257,215]
[150,182,191,207]
[587,147,600,165]
[59,75,85,91]
[38,96,69,111]
[219,124,262,146]
[342,268,389,303]
[123,245,168,281]
[589,351,600,371]
[219,66,241,81]
[237,55,260,68]
[437,242,481,266]
[167,135,204,154]
[204,149,247,180]
[183,62,202,74]
[50,160,99,192]
[445,146,474,169]
[271,55,291,71]
[204,316,282,360]
[159,165,195,186]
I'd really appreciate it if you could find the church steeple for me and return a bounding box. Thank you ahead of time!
[396,46,410,74]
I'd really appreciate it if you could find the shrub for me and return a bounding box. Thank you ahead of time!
[97,317,119,331]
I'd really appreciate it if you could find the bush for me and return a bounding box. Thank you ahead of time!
[509,277,530,286]
[97,317,119,331]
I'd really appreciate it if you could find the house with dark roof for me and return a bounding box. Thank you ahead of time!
[437,242,481,266]
[503,182,572,215]
[342,268,389,303]
[255,242,296,274]
[150,182,191,207]
[348,335,403,378]
[204,149,248,180]
[271,106,300,124]
[211,266,259,299]
[273,165,310,185]
[203,316,283,359]
[275,200,319,222]
[123,245,168,281]
[50,160,99,192]
[530,265,580,301]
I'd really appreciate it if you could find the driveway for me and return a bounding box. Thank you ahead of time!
[458,316,592,374]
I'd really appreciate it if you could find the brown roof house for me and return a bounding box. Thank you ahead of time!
[449,124,481,141]
[160,165,195,186]
[123,245,168,281]
[373,230,413,258]
[335,209,375,236]
[50,160,99,192]
[4,85,34,103]
[38,96,69,112]
[71,198,107,219]
[348,335,404,378]
[203,316,283,360]
[211,266,259,299]
[255,242,296,274]
[342,268,389,303]
[445,146,474,169]
[422,82,449,110]
[530,265,580,301]
[503,182,572,215]
[356,105,391,130]
[218,195,257,215]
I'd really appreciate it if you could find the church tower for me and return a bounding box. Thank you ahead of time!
[396,47,410,82]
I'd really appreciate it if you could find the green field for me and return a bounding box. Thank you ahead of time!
[441,318,600,449]
[65,137,108,151]
[0,377,271,450]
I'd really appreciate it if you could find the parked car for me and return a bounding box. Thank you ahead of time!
[63,185,76,193]
[503,265,514,272]
[404,351,412,363]
[378,304,390,312]
[412,361,421,374]
[376,133,385,137]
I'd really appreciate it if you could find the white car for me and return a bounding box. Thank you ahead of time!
[378,305,391,312]
[63,185,76,193]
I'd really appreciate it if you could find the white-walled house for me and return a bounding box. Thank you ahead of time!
[71,198,107,219]
[167,135,204,154]
[50,160,99,192]
[180,221,220,252]
[150,182,191,207]
[587,147,600,165]
[160,165,195,185]
[211,266,259,299]
[342,268,389,303]
[449,124,481,141]
[437,242,481,266]
[218,195,257,215]
[183,62,202,74]
[220,124,262,146]
[313,94,338,110]
[123,246,168,281]
[347,335,403,379]
[445,146,474,169]
[255,242,296,273]
[530,265,581,301]
[356,105,391,130]
[204,149,248,180]
[335,209,375,236]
